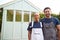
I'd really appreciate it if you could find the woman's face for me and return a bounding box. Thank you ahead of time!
[34,14,40,20]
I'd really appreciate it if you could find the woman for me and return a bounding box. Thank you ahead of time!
[27,13,44,40]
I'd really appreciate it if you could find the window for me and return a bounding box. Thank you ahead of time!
[31,12,36,21]
[24,12,29,22]
[7,10,13,21]
[16,10,22,22]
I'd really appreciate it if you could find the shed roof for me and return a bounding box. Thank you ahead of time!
[0,0,41,12]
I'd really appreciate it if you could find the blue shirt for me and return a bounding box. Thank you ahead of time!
[40,17,60,26]
[27,22,42,31]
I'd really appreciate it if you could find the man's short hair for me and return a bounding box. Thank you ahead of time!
[44,7,51,11]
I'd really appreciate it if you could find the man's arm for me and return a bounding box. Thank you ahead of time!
[28,31,32,40]
[57,25,60,40]
[54,18,60,40]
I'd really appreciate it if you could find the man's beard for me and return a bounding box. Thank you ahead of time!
[45,14,51,18]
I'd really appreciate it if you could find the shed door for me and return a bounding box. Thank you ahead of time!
[13,10,22,40]
[22,11,30,40]
[13,11,30,40]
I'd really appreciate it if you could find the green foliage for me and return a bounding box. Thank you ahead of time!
[57,14,60,21]
[51,14,57,17]
[39,13,44,19]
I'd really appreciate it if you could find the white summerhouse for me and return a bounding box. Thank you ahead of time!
[0,0,40,40]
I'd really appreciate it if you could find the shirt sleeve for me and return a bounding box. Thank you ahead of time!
[27,22,32,31]
[55,18,60,25]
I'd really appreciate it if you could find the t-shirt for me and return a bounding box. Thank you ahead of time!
[40,17,60,27]
[27,21,42,31]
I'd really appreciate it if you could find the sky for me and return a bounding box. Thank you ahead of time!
[0,0,60,14]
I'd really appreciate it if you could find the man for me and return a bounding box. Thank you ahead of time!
[41,7,60,40]
[27,13,44,40]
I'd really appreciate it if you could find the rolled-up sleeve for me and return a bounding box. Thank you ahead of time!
[55,18,60,25]
[27,22,32,31]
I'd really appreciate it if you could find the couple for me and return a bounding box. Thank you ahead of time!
[27,7,60,40]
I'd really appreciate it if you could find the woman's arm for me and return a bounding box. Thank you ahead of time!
[28,31,32,40]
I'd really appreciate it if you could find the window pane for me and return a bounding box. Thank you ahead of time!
[24,13,29,22]
[7,10,13,21]
[31,12,36,21]
[16,10,22,22]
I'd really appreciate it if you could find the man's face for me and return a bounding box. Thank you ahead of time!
[44,9,51,17]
